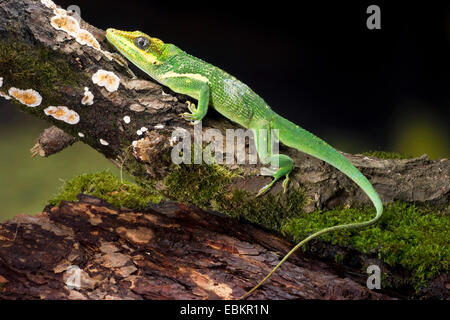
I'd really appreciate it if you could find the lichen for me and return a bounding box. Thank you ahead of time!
[281,202,450,290]
[362,150,412,159]
[49,171,162,210]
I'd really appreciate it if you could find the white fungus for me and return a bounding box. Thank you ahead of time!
[92,70,120,93]
[140,127,148,132]
[136,130,143,136]
[65,110,80,124]
[76,29,101,50]
[44,106,80,125]
[78,132,85,138]
[99,139,109,146]
[0,77,3,88]
[123,116,131,124]
[154,124,165,129]
[8,88,42,107]
[81,87,94,105]
[50,14,80,38]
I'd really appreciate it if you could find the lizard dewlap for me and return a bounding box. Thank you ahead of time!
[106,28,384,299]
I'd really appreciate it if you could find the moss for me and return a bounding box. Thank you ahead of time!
[0,39,85,107]
[164,163,236,209]
[164,162,307,231]
[49,171,162,210]
[216,189,306,231]
[281,202,450,290]
[362,150,412,159]
[48,166,448,291]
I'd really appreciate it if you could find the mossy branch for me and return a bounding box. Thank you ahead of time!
[0,0,448,299]
[0,0,448,214]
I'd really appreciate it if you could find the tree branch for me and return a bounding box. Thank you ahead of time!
[0,0,448,300]
[1,0,448,211]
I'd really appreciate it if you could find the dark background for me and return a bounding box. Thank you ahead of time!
[66,0,449,152]
[0,0,449,217]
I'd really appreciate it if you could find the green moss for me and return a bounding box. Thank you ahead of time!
[47,166,448,291]
[281,202,450,290]
[165,162,306,231]
[217,189,306,231]
[362,150,412,159]
[165,163,236,208]
[0,39,84,102]
[49,171,162,210]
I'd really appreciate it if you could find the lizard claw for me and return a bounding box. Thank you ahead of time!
[180,102,204,122]
[186,101,198,113]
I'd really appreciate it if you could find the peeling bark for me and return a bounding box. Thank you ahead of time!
[0,195,392,300]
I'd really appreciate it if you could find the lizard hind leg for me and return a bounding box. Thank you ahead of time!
[252,127,294,197]
[256,154,294,197]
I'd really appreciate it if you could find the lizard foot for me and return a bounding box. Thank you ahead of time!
[181,101,204,122]
[256,155,294,197]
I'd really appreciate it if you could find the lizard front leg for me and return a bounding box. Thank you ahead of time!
[163,76,210,122]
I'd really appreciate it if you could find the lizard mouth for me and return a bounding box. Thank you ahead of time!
[106,28,122,42]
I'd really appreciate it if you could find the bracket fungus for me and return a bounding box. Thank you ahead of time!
[50,14,80,38]
[44,106,80,125]
[76,29,101,51]
[92,70,121,93]
[8,88,42,107]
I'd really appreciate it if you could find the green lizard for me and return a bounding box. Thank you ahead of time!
[106,29,384,299]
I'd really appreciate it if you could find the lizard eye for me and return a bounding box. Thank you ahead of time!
[134,36,150,50]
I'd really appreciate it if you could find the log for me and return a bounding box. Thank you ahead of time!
[0,0,448,300]
[0,194,391,300]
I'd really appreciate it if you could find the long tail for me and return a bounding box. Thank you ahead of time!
[239,114,383,299]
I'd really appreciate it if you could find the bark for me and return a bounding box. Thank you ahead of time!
[0,0,448,300]
[0,194,392,300]
[30,126,76,157]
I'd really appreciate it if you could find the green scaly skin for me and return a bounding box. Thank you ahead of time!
[106,29,384,299]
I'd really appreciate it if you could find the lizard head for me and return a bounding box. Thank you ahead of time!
[106,29,165,67]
